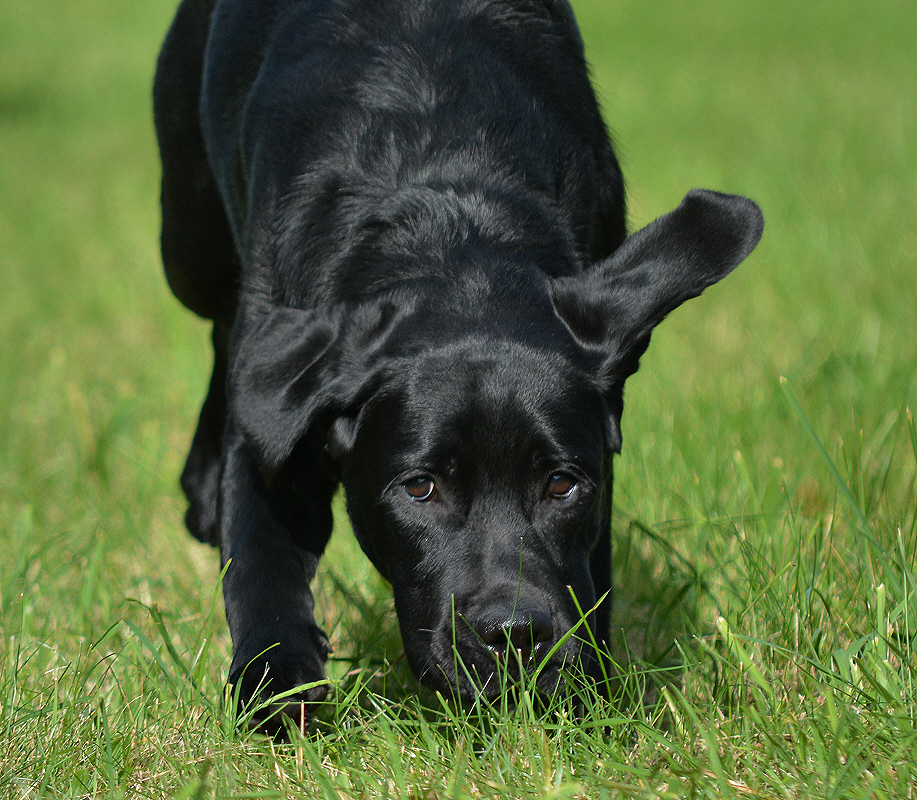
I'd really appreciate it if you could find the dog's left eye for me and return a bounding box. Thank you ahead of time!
[404,476,437,502]
[544,473,577,501]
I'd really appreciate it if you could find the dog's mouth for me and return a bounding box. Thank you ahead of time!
[422,654,563,705]
[411,615,599,704]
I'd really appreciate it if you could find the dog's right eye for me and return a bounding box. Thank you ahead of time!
[544,472,577,501]
[403,476,437,502]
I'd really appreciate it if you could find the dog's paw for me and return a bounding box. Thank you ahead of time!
[229,626,332,738]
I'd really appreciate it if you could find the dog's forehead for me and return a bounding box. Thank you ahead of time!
[408,340,583,406]
[380,339,606,458]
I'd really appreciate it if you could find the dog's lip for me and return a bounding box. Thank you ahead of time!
[418,617,579,689]
[420,649,570,702]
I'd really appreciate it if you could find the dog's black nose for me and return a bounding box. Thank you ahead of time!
[473,606,554,664]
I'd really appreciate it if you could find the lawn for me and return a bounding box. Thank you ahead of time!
[1,0,915,797]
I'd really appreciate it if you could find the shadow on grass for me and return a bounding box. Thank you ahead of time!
[315,568,426,720]
[604,513,709,714]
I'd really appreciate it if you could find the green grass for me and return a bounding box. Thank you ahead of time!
[1,0,915,796]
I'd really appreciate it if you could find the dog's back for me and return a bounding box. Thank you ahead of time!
[161,0,625,317]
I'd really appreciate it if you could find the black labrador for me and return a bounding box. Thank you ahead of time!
[154,0,763,730]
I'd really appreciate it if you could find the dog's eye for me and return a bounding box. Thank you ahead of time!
[545,473,577,501]
[404,476,437,502]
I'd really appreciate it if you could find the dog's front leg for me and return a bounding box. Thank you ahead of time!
[218,421,334,735]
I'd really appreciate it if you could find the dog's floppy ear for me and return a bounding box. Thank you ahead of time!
[230,299,407,475]
[551,189,763,377]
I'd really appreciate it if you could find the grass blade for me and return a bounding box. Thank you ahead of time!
[781,377,904,598]
[780,377,870,532]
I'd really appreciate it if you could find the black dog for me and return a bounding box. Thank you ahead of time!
[154,0,763,729]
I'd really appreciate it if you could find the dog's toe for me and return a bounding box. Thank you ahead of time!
[229,641,331,738]
[244,681,331,739]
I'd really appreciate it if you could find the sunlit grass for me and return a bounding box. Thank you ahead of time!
[1,0,915,796]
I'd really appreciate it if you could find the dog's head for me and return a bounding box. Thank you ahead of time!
[232,189,763,700]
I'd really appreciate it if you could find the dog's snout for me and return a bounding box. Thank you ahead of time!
[473,606,554,663]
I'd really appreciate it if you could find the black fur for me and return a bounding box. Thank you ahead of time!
[154,0,763,733]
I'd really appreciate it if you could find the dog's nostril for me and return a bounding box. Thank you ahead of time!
[475,608,554,662]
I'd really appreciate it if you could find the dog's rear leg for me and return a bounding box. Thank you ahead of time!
[154,0,241,543]
[218,421,336,736]
[178,323,228,544]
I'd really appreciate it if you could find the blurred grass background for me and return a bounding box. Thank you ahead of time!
[1,0,915,796]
